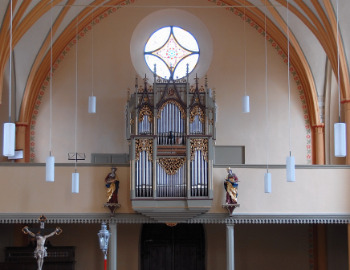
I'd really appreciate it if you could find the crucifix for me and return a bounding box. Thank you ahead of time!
[22,215,62,270]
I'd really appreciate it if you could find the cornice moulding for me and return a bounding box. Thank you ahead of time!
[1,213,349,225]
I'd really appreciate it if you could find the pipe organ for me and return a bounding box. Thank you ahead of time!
[126,73,216,201]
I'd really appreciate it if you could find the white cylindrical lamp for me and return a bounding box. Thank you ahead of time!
[3,123,15,157]
[242,95,250,113]
[334,122,346,157]
[72,172,79,193]
[88,96,96,114]
[264,172,271,193]
[286,155,295,182]
[46,155,55,182]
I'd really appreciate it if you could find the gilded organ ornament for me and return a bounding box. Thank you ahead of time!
[190,84,205,93]
[139,105,153,122]
[190,138,208,161]
[157,100,186,119]
[158,158,186,175]
[135,139,153,161]
[190,105,205,123]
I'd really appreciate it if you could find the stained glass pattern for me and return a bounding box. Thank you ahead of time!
[144,26,199,79]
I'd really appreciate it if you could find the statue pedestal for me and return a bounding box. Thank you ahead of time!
[222,204,240,216]
[104,203,121,215]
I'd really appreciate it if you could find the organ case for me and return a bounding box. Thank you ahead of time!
[126,73,216,220]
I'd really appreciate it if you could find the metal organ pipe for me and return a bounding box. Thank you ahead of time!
[190,150,208,196]
[156,162,186,197]
[157,104,185,145]
[139,115,153,135]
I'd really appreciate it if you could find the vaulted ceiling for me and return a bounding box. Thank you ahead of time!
[0,0,349,130]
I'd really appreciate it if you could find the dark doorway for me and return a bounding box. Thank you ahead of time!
[141,223,205,270]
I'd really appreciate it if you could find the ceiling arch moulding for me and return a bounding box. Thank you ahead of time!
[310,0,343,90]
[21,0,135,161]
[292,0,347,97]
[16,0,313,162]
[19,0,109,123]
[293,0,336,67]
[263,0,321,126]
[275,0,349,103]
[11,0,32,31]
[207,0,312,163]
[323,0,350,101]
[20,0,76,124]
[0,0,18,104]
[222,0,319,126]
[0,0,62,104]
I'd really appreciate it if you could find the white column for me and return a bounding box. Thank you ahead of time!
[226,224,235,270]
[109,223,117,270]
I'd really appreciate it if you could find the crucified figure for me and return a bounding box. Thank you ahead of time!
[22,226,62,270]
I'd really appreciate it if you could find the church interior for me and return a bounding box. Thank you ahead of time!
[1,0,350,269]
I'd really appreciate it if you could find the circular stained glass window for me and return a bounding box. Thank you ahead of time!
[144,26,200,80]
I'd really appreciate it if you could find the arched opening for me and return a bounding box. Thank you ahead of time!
[141,223,205,270]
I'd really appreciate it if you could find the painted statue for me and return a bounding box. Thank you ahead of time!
[105,167,119,203]
[224,167,239,204]
[22,216,62,270]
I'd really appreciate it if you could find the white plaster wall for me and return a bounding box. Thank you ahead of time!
[34,0,307,165]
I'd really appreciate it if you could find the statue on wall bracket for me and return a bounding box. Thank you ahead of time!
[22,215,62,270]
[222,167,240,216]
[104,167,121,215]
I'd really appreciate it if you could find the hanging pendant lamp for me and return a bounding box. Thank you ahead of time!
[264,172,271,193]
[46,155,55,182]
[286,0,295,182]
[88,12,96,114]
[334,0,346,157]
[3,0,15,157]
[242,3,250,113]
[72,170,79,193]
[286,154,295,182]
[334,123,346,157]
[72,18,80,193]
[242,95,250,113]
[263,1,271,193]
[88,95,96,113]
[46,2,55,182]
[3,123,15,157]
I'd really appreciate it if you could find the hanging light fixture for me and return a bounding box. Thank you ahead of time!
[98,222,110,270]
[72,17,79,193]
[3,0,15,157]
[286,0,296,182]
[264,171,271,193]
[72,169,79,193]
[88,12,96,114]
[46,2,55,182]
[242,1,250,113]
[334,0,346,157]
[264,1,271,193]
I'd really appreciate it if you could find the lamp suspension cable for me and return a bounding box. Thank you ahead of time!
[264,1,271,193]
[49,3,53,156]
[242,0,250,113]
[334,0,346,157]
[337,0,340,124]
[72,17,79,193]
[46,1,55,182]
[3,0,16,157]
[8,0,12,125]
[286,0,295,182]
[88,11,96,113]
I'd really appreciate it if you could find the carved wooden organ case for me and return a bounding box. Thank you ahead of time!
[126,74,216,201]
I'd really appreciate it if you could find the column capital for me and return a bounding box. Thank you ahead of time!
[311,124,325,133]
[15,122,29,127]
[341,100,350,111]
